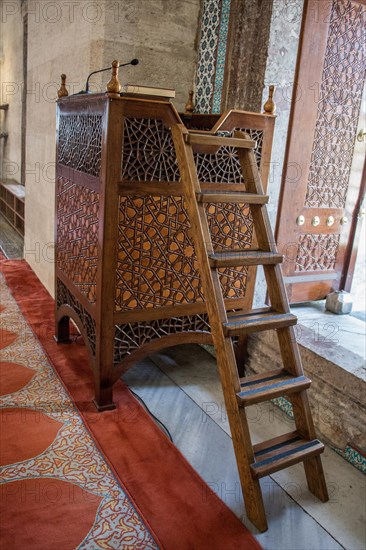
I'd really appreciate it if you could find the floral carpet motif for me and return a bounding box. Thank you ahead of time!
[0,273,157,549]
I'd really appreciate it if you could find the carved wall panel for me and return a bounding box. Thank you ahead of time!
[56,178,99,303]
[58,114,103,176]
[115,195,252,310]
[305,0,366,208]
[295,234,340,272]
[56,279,96,355]
[114,313,211,364]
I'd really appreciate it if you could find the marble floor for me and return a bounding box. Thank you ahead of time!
[123,344,366,550]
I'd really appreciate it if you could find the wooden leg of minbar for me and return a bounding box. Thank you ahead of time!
[54,315,72,344]
[93,382,116,412]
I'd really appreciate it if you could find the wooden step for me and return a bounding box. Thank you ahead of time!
[237,369,311,406]
[251,432,325,479]
[223,310,297,336]
[187,133,256,149]
[196,191,268,204]
[209,250,283,268]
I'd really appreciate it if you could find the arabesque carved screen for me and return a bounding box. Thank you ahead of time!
[121,118,180,181]
[121,118,263,183]
[58,114,103,177]
[116,117,258,311]
[295,234,340,272]
[305,0,366,208]
[115,195,253,310]
[56,177,99,303]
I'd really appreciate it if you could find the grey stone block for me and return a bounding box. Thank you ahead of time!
[325,291,353,315]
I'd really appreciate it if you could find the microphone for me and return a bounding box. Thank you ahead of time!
[75,59,139,95]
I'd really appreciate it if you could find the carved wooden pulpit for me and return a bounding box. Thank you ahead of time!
[55,87,275,411]
[55,72,330,534]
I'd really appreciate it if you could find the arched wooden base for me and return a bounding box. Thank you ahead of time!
[55,305,95,365]
[115,331,215,378]
[55,307,218,412]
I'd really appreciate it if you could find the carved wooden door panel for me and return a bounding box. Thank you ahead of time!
[276,0,366,303]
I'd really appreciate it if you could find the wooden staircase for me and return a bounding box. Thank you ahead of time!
[172,125,328,532]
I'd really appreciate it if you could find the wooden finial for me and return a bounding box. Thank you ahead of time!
[106,60,121,97]
[185,90,195,114]
[58,74,68,98]
[263,84,276,115]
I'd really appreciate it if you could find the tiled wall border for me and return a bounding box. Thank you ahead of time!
[195,0,232,114]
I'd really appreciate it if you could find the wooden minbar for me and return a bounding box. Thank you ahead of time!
[55,70,331,534]
[55,75,276,411]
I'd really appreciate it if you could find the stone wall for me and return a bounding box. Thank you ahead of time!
[101,0,201,109]
[0,0,24,183]
[221,0,274,113]
[24,0,106,293]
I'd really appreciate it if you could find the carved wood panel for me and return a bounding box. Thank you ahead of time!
[121,118,263,183]
[121,118,180,182]
[58,114,103,176]
[114,313,210,364]
[195,128,263,182]
[276,0,366,301]
[305,0,366,208]
[117,118,263,311]
[295,234,340,272]
[115,195,253,310]
[56,178,99,303]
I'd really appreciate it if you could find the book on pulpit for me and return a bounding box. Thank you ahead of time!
[121,84,176,99]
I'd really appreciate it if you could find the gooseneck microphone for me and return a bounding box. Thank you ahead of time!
[75,59,139,95]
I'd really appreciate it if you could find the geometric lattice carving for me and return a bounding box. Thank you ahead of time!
[58,114,103,176]
[195,128,263,182]
[56,178,99,303]
[115,195,253,310]
[117,119,264,311]
[121,118,181,181]
[56,278,96,355]
[295,234,340,272]
[121,118,263,184]
[305,0,366,208]
[114,313,211,364]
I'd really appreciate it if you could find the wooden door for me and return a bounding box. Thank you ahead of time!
[276,0,366,303]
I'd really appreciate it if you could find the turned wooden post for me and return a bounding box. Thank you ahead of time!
[106,60,121,98]
[185,90,195,114]
[57,74,68,98]
[263,84,276,115]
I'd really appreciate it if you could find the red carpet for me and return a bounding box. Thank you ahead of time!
[0,260,262,549]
